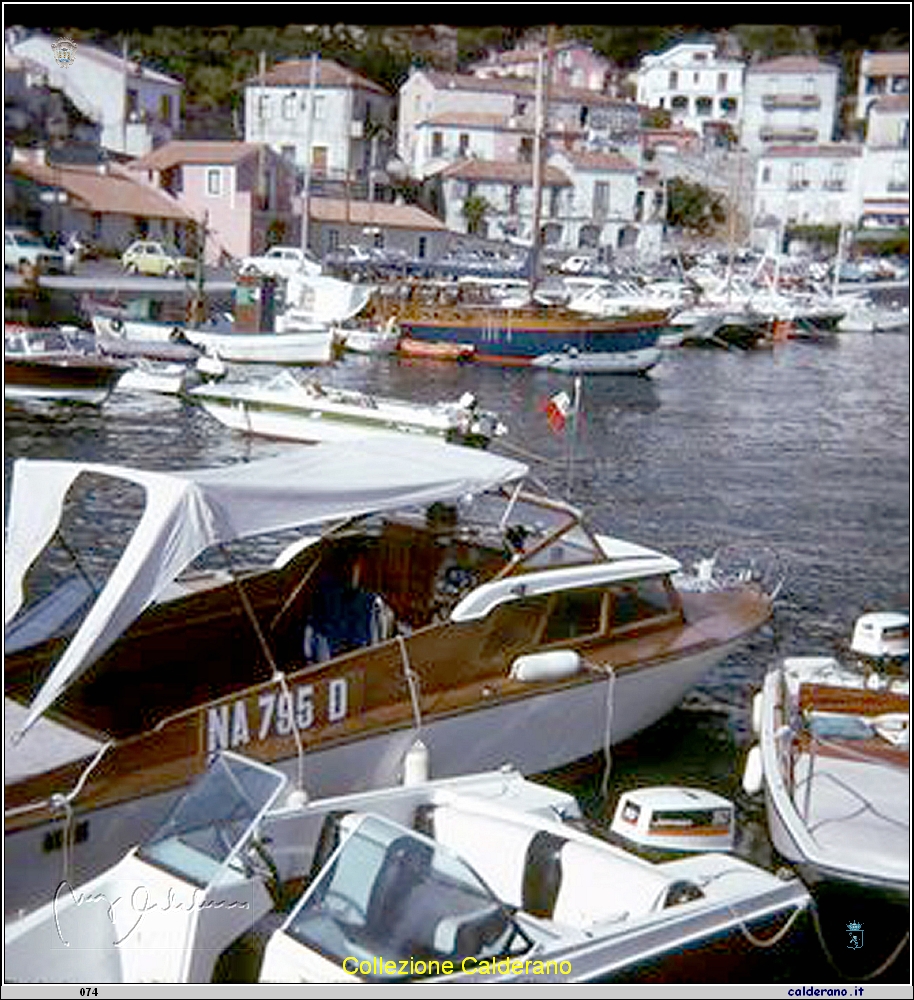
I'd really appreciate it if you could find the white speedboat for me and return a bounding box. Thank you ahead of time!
[5,438,776,917]
[4,752,811,983]
[744,612,909,976]
[188,372,506,448]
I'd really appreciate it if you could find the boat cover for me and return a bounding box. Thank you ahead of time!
[5,438,526,736]
[285,274,374,323]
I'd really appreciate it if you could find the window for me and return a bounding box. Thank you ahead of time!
[693,72,701,84]
[206,168,221,196]
[417,235,427,259]
[594,180,609,218]
[761,165,772,183]
[282,93,297,120]
[160,94,173,123]
[311,146,328,174]
[696,97,712,116]
[608,578,679,634]
[541,590,604,645]
[788,162,806,190]
[671,95,688,112]
[327,228,340,251]
[458,133,470,156]
[668,70,678,90]
[508,185,520,214]
[519,137,534,163]
[432,132,443,156]
[281,145,296,162]
[126,88,139,117]
[313,95,326,120]
[549,186,561,217]
[720,97,738,117]
[257,94,270,120]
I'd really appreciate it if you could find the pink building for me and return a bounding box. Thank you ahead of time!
[469,38,614,93]
[130,141,300,264]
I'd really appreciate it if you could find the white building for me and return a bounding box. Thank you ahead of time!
[858,95,909,230]
[244,58,395,195]
[636,42,743,140]
[742,56,838,155]
[753,145,864,232]
[6,29,181,157]
[856,51,910,122]
[468,38,613,93]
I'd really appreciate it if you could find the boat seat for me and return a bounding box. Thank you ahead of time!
[424,803,670,929]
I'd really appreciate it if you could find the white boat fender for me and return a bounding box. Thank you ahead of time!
[402,738,430,785]
[742,744,763,796]
[509,650,582,683]
[751,690,764,737]
[285,787,309,809]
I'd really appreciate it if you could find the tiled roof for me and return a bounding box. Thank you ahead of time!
[762,144,863,159]
[8,160,192,220]
[862,52,910,76]
[418,69,633,107]
[749,56,836,74]
[308,198,447,230]
[558,150,637,172]
[245,58,389,95]
[129,142,267,171]
[438,159,572,185]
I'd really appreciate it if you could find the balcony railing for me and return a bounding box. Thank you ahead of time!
[762,93,821,110]
[761,127,818,143]
[822,179,846,190]
[787,179,810,190]
[886,179,909,192]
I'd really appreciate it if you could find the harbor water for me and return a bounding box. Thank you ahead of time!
[4,326,910,983]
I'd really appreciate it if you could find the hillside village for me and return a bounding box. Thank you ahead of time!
[4,25,909,271]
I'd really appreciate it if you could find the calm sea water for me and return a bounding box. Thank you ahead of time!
[4,327,910,982]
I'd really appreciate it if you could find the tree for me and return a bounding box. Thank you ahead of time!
[666,178,726,235]
[462,193,490,236]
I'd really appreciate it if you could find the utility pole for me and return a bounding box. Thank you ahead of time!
[300,53,319,254]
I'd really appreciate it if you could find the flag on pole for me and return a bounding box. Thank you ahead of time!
[543,390,571,433]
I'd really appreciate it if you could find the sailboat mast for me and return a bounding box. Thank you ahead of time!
[529,27,555,298]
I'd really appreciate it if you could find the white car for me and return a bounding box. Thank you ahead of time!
[5,228,67,274]
[238,245,322,280]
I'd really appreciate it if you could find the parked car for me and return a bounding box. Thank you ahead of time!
[121,240,196,278]
[238,245,322,280]
[4,228,67,274]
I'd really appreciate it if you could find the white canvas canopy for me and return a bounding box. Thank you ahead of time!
[5,437,526,737]
[285,273,374,323]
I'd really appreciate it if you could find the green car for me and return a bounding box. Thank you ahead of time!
[121,240,196,278]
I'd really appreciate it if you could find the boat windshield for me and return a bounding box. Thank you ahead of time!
[136,753,287,888]
[284,814,529,980]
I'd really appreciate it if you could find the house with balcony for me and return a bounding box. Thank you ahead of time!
[307,197,449,260]
[6,28,181,157]
[243,58,395,200]
[858,94,909,231]
[752,144,864,244]
[856,51,910,122]
[468,38,614,93]
[398,68,641,181]
[635,42,744,142]
[742,56,838,155]
[547,149,653,256]
[433,159,573,245]
[129,141,299,264]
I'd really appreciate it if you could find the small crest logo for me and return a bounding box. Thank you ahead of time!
[846,920,864,950]
[51,37,77,68]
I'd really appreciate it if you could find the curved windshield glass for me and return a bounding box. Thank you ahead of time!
[285,815,529,980]
[137,754,286,887]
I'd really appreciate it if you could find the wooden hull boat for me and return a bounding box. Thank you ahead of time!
[4,752,811,983]
[188,373,505,448]
[4,326,128,405]
[744,612,909,977]
[370,283,667,368]
[5,438,775,917]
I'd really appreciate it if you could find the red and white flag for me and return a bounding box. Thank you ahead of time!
[543,390,571,433]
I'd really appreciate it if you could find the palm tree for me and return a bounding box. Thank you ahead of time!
[462,193,490,236]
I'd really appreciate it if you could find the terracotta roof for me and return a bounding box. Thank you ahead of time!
[749,56,836,75]
[557,150,637,172]
[245,58,389,95]
[129,142,268,171]
[762,144,863,159]
[308,198,447,231]
[8,160,192,221]
[862,52,910,76]
[438,159,571,186]
[418,69,632,108]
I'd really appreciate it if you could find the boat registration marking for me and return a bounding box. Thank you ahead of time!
[204,677,349,756]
